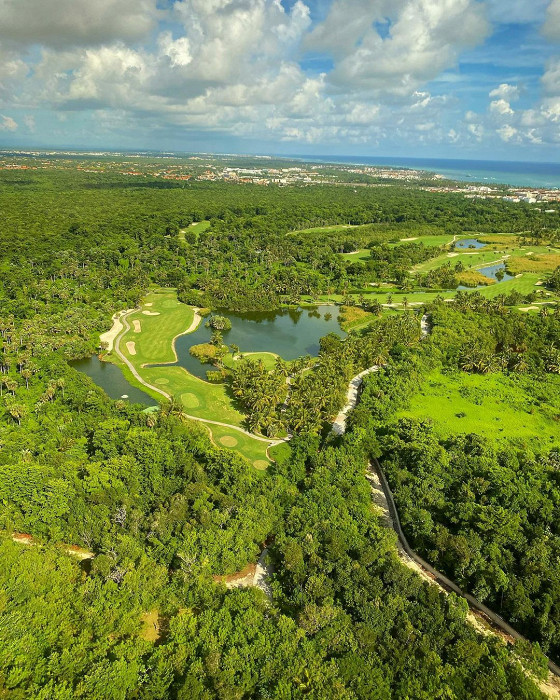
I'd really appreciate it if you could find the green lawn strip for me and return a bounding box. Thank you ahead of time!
[202,422,271,468]
[387,234,454,248]
[340,249,370,261]
[397,369,560,449]
[412,249,508,274]
[121,292,195,365]
[477,273,544,298]
[101,352,166,404]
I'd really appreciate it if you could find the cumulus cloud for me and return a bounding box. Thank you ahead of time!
[307,0,489,96]
[0,0,158,47]
[0,114,17,131]
[543,0,560,40]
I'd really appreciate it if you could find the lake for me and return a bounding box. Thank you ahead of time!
[155,305,346,379]
[455,238,486,249]
[71,355,157,406]
[73,305,346,394]
[457,262,514,290]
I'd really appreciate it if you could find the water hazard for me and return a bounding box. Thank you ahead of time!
[71,355,157,406]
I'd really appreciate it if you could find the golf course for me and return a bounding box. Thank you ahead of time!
[109,290,281,468]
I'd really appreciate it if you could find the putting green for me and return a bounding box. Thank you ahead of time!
[219,435,238,447]
[181,392,200,408]
[253,460,269,471]
[155,378,169,385]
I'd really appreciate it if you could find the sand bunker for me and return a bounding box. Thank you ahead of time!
[133,320,141,333]
[400,237,418,241]
[253,460,269,470]
[126,341,136,355]
[144,302,153,306]
[520,306,539,312]
[219,435,238,447]
[447,252,459,257]
[142,310,160,316]
[463,252,479,255]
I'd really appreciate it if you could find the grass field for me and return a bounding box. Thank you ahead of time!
[397,370,560,449]
[222,351,279,371]
[178,220,210,242]
[114,290,272,467]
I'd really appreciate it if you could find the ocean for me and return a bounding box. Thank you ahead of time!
[296,155,560,189]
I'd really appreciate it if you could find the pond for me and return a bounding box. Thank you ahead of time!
[457,262,514,290]
[71,355,158,406]
[454,238,486,249]
[159,305,346,380]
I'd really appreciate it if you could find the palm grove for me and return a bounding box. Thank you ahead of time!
[1,160,559,698]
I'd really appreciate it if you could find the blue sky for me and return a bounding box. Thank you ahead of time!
[0,0,559,161]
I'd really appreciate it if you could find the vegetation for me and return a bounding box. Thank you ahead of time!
[3,155,560,696]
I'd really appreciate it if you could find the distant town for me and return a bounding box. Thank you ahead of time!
[0,149,558,208]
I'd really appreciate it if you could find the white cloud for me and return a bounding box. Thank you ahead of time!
[543,0,560,40]
[497,124,518,141]
[0,114,17,131]
[489,83,520,101]
[307,0,489,95]
[490,98,514,116]
[0,0,158,47]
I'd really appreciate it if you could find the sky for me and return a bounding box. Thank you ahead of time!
[0,0,559,161]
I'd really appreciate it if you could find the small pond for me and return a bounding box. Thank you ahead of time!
[458,262,514,290]
[159,305,346,380]
[454,238,486,249]
[71,355,158,406]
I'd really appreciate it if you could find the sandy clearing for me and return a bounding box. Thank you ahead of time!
[126,341,136,356]
[400,236,418,241]
[133,320,141,333]
[142,310,161,316]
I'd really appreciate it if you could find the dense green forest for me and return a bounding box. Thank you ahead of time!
[1,161,559,697]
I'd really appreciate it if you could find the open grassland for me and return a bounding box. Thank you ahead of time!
[121,291,195,365]
[397,370,560,449]
[507,253,560,274]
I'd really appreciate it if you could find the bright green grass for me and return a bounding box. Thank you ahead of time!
[397,370,560,449]
[121,292,196,366]
[340,249,370,261]
[268,441,292,465]
[204,422,271,467]
[222,351,279,371]
[179,220,210,242]
[288,224,359,236]
[141,365,246,426]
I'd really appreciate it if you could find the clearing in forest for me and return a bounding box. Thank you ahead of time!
[397,369,560,450]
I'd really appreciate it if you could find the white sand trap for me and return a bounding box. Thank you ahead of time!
[463,252,479,255]
[142,310,161,316]
[126,341,136,355]
[400,237,418,241]
[526,252,534,255]
[144,302,153,306]
[447,252,459,257]
[520,306,539,312]
[133,320,141,333]
[535,281,544,286]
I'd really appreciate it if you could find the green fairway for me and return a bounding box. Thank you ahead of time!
[121,291,196,365]
[340,249,370,261]
[203,422,271,467]
[398,369,560,449]
[178,219,210,242]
